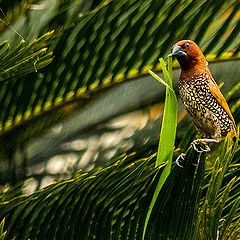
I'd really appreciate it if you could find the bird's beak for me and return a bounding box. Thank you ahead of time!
[171,45,187,57]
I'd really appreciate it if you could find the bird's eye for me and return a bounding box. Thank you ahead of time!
[185,42,190,48]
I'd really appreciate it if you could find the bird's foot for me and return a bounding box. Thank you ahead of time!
[176,153,185,168]
[191,138,219,153]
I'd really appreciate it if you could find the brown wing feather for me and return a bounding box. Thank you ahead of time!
[208,77,236,127]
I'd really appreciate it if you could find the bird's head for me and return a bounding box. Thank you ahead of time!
[171,40,207,71]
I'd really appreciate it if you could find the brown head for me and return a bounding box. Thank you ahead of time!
[171,40,208,72]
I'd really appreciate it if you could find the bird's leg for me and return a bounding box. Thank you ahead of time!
[176,153,185,168]
[176,152,200,167]
[191,138,220,153]
[191,139,210,153]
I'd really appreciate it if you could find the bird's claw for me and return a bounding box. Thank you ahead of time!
[176,153,185,168]
[191,139,211,153]
[191,138,219,153]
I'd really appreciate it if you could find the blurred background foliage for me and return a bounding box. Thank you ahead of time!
[0,0,239,190]
[0,0,240,239]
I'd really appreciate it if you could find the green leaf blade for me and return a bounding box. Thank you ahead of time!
[143,55,178,239]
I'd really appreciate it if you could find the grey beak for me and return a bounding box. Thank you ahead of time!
[171,45,187,57]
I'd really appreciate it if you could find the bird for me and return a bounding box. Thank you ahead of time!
[171,40,236,152]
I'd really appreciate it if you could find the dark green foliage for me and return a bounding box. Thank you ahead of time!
[0,32,53,82]
[0,0,239,187]
[0,0,30,34]
[0,218,7,240]
[145,149,206,240]
[0,31,53,132]
[0,153,164,239]
[1,139,239,239]
[0,1,240,239]
[0,0,240,136]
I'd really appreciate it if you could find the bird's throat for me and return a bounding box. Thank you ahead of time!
[177,56,197,71]
[178,57,209,80]
[180,65,210,81]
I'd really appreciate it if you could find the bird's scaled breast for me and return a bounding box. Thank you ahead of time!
[178,74,210,110]
[179,73,236,137]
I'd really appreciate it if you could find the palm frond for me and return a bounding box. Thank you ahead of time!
[1,138,239,239]
[0,218,7,240]
[0,31,53,82]
[0,152,164,239]
[0,0,240,138]
[0,31,53,133]
[0,0,29,33]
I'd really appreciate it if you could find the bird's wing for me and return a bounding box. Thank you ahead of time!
[208,77,236,125]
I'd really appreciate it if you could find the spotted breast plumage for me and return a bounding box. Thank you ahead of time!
[171,40,236,141]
